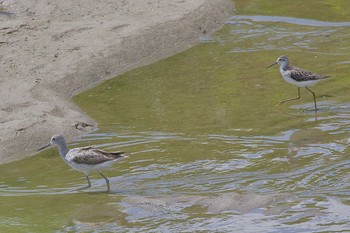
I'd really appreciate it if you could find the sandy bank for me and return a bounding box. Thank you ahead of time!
[0,0,234,163]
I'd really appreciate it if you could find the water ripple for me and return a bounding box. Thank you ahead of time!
[229,15,350,27]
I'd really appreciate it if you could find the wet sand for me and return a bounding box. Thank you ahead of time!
[0,0,234,163]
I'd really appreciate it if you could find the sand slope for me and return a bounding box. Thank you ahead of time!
[0,0,234,163]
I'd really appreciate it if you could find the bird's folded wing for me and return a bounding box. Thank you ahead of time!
[70,148,126,164]
[290,67,328,81]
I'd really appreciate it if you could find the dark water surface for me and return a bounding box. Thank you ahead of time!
[2,1,350,232]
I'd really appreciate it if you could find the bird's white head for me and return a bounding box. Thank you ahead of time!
[37,134,66,151]
[49,134,66,146]
[267,55,289,69]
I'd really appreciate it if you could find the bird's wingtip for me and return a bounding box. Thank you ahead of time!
[117,151,129,158]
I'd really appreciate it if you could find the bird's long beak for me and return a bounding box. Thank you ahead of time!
[37,142,51,151]
[266,62,277,69]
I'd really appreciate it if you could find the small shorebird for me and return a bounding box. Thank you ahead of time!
[38,134,128,191]
[267,55,330,111]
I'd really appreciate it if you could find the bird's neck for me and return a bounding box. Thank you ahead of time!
[280,63,289,71]
[58,143,69,157]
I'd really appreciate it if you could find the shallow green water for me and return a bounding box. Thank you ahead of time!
[2,1,350,232]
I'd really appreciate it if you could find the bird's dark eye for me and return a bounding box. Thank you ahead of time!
[52,138,56,141]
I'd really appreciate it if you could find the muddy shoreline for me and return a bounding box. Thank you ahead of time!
[0,0,234,163]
